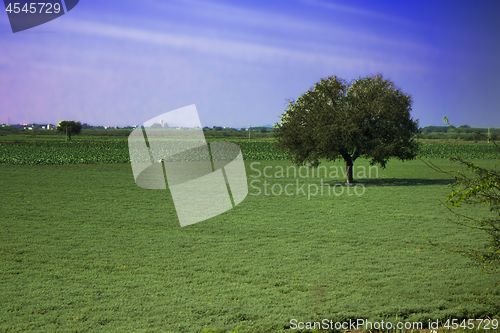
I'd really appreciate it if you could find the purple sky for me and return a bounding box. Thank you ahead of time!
[1,0,499,128]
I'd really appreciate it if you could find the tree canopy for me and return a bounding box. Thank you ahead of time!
[274,74,419,183]
[56,120,82,141]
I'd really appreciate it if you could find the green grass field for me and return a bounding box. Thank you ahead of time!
[1,151,499,332]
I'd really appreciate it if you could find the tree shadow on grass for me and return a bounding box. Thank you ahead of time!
[323,178,455,187]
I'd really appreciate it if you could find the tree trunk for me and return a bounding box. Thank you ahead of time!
[345,158,354,184]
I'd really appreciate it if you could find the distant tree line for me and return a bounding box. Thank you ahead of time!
[2,121,497,142]
[202,126,273,133]
[418,125,500,142]
[419,125,498,134]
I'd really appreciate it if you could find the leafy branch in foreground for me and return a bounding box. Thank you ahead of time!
[422,117,500,272]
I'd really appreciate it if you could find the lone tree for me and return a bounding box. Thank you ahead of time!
[56,120,82,141]
[274,74,419,183]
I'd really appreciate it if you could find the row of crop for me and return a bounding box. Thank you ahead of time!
[0,140,293,165]
[0,141,129,165]
[0,140,499,165]
[416,143,500,159]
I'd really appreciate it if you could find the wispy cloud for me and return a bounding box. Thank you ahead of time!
[143,0,430,50]
[298,0,419,26]
[53,1,433,75]
[47,23,390,79]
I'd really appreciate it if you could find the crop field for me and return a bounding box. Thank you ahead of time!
[1,140,500,165]
[1,138,500,332]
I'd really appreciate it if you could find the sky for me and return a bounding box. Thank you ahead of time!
[1,0,499,128]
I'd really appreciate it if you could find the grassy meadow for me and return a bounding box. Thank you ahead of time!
[1,135,500,332]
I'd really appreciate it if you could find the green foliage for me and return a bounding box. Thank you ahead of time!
[426,156,500,272]
[445,157,500,271]
[80,129,132,136]
[275,74,419,183]
[473,130,486,142]
[0,140,289,165]
[56,120,82,141]
[458,124,473,134]
[0,140,129,165]
[427,117,500,272]
[417,143,500,159]
[0,125,21,135]
[236,141,290,160]
[420,125,450,134]
[203,131,273,139]
[417,128,499,141]
[1,140,500,165]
